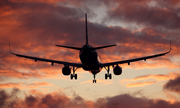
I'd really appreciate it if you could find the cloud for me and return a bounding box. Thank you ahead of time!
[106,93,180,108]
[133,72,180,81]
[0,81,53,89]
[1,88,180,108]
[0,88,20,108]
[164,77,180,94]
[27,81,54,89]
[107,0,180,30]
[120,72,180,88]
[0,82,24,89]
[126,81,157,87]
[0,88,95,108]
[9,0,64,3]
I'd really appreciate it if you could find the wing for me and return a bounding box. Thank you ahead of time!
[100,46,171,67]
[9,47,83,68]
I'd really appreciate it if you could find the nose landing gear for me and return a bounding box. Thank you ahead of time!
[93,74,96,83]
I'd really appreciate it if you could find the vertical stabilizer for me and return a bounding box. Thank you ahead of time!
[85,13,88,44]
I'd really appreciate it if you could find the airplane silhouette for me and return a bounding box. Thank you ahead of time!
[10,13,171,83]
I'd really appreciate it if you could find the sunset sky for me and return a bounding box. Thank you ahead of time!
[0,0,180,108]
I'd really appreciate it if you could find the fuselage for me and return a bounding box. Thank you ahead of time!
[79,44,102,74]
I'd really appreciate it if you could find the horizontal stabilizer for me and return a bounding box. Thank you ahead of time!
[92,44,116,50]
[56,45,82,50]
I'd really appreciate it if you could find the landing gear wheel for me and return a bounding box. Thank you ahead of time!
[70,74,73,80]
[75,74,77,80]
[92,74,97,83]
[105,74,108,79]
[93,80,96,83]
[105,73,112,79]
[109,74,112,79]
[69,66,78,80]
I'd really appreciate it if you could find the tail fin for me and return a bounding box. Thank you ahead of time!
[85,13,88,44]
[55,13,89,50]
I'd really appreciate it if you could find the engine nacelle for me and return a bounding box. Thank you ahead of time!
[113,65,122,75]
[62,66,71,76]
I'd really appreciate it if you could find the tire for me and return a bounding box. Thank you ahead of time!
[93,80,96,83]
[105,74,108,79]
[70,74,73,80]
[109,74,112,79]
[75,74,77,80]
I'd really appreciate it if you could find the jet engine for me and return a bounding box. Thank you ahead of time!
[113,65,122,75]
[62,66,71,75]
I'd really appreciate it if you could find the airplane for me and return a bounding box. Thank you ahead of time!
[9,13,171,83]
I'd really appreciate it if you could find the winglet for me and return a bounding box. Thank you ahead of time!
[9,42,13,54]
[8,43,16,55]
[166,41,171,54]
[169,41,171,53]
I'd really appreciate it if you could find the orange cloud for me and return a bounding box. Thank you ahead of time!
[29,89,44,96]
[133,72,180,81]
[126,81,157,87]
[9,0,65,3]
[120,71,180,88]
[0,82,53,89]
[0,82,24,88]
[0,70,42,79]
[27,81,53,89]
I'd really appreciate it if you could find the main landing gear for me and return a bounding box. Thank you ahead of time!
[92,66,112,83]
[93,74,96,83]
[70,67,77,80]
[105,66,112,80]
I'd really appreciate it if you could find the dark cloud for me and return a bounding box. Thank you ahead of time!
[106,94,148,108]
[106,94,180,108]
[0,88,180,108]
[107,0,180,30]
[0,88,92,108]
[164,77,180,94]
[0,90,8,107]
[0,88,20,108]
[25,95,37,107]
